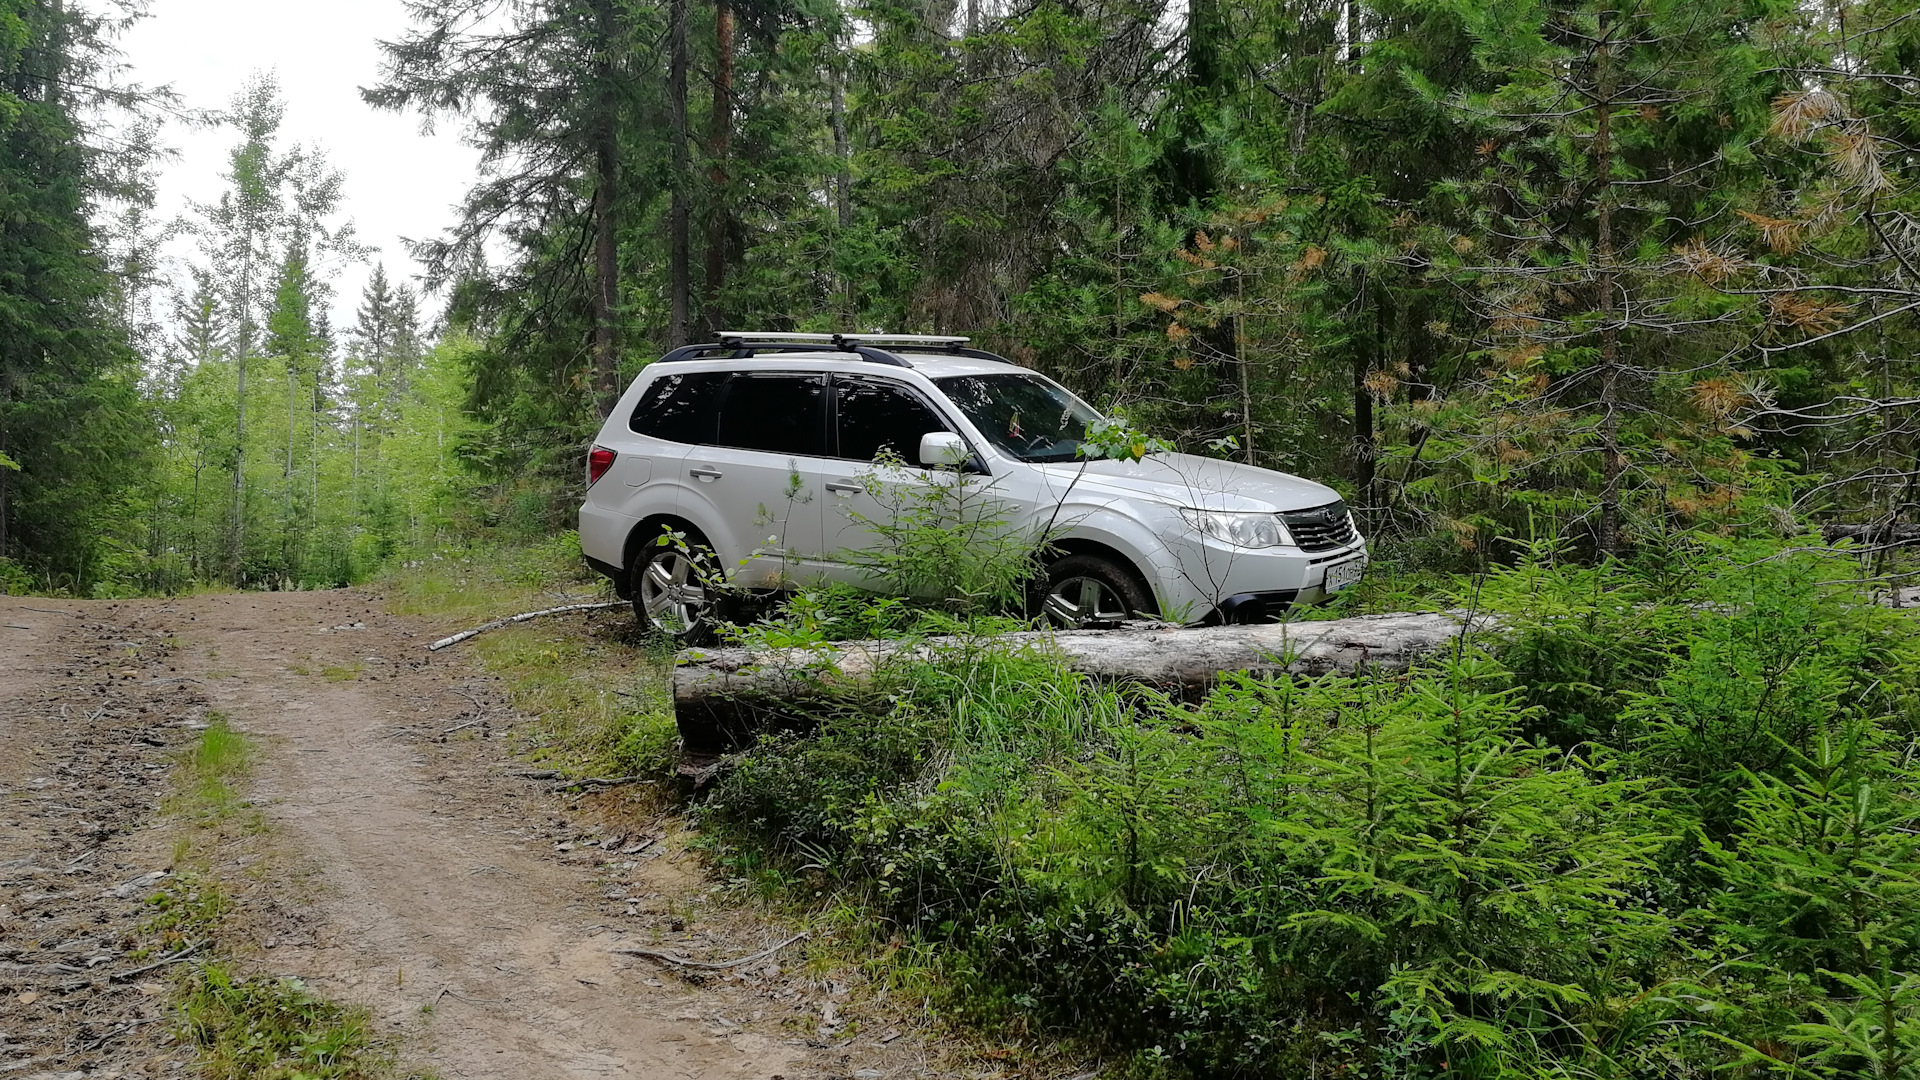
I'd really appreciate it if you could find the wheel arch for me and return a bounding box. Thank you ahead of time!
[1042,535,1160,617]
[623,514,713,578]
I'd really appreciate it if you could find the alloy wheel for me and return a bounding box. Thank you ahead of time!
[1043,575,1131,628]
[637,549,710,636]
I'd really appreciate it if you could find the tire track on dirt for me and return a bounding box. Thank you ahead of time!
[1,598,207,1077]
[148,589,918,1080]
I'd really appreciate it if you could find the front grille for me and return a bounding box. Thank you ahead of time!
[1280,501,1357,552]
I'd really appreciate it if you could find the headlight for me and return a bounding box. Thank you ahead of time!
[1179,508,1290,549]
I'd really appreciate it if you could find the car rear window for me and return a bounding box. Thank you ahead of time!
[715,374,828,457]
[630,371,727,443]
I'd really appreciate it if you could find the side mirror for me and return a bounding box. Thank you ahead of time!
[918,431,969,467]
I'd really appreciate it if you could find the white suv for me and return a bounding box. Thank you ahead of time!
[579,333,1367,636]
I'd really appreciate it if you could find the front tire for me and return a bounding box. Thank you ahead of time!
[631,537,722,643]
[1036,554,1154,629]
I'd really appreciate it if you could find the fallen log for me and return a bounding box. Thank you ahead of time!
[672,610,1493,752]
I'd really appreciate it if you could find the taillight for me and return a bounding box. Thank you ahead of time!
[588,446,616,486]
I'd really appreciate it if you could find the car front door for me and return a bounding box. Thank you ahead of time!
[820,374,972,589]
[679,373,831,590]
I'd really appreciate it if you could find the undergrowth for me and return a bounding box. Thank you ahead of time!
[381,532,605,624]
[694,536,1920,1078]
[469,622,679,779]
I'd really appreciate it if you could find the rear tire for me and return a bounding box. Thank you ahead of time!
[1036,554,1154,629]
[630,533,724,644]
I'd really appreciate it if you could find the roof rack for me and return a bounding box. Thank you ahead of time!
[718,331,971,348]
[653,331,1001,370]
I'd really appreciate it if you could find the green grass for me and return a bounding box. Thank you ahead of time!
[381,533,605,624]
[380,534,678,782]
[320,662,363,682]
[179,963,387,1080]
[469,623,679,780]
[173,713,256,823]
[154,715,405,1079]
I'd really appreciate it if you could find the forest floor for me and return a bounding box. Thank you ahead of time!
[0,589,953,1080]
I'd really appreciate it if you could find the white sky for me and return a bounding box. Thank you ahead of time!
[119,0,481,336]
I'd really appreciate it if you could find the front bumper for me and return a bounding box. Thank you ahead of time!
[1148,533,1368,624]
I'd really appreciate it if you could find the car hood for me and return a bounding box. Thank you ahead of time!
[1037,453,1342,513]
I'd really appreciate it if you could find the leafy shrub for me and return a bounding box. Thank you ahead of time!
[839,453,1041,617]
[0,556,33,595]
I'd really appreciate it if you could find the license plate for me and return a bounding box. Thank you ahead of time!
[1323,557,1365,593]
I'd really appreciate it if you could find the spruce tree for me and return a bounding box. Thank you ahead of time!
[0,0,153,590]
[1415,0,1802,553]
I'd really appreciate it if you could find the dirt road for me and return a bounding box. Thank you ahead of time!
[2,591,931,1079]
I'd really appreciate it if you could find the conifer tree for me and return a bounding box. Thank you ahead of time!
[1413,0,1801,553]
[0,0,154,589]
[366,0,647,417]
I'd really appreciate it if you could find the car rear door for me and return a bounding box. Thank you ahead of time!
[679,372,831,589]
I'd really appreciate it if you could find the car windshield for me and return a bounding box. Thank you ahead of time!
[934,373,1104,463]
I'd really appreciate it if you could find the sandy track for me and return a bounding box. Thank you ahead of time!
[3,591,929,1080]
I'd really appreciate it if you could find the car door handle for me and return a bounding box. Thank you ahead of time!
[689,467,723,481]
[825,480,862,495]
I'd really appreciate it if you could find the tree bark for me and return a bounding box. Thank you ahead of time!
[667,0,692,348]
[702,0,735,337]
[830,56,851,232]
[591,0,621,417]
[672,611,1492,751]
[232,349,247,583]
[1593,16,1622,557]
[1354,270,1377,510]
[829,50,852,319]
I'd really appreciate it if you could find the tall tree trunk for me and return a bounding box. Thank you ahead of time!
[667,0,692,347]
[591,0,621,417]
[1176,0,1220,202]
[1235,247,1254,465]
[232,349,247,583]
[45,0,64,107]
[829,48,852,320]
[0,371,10,560]
[1593,17,1621,556]
[830,60,851,233]
[1355,272,1378,510]
[703,0,735,337]
[310,369,320,533]
[285,359,297,573]
[190,456,202,578]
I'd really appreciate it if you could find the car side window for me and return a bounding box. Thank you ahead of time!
[630,371,727,444]
[714,374,828,456]
[835,377,950,463]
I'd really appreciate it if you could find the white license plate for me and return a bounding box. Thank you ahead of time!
[1323,558,1366,593]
